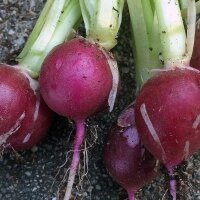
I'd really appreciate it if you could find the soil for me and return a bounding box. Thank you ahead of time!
[0,1,199,200]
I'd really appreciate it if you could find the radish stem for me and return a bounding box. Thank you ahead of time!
[181,1,200,18]
[154,0,186,68]
[141,0,154,37]
[184,0,196,63]
[80,0,124,50]
[179,0,188,9]
[64,120,86,200]
[127,0,162,88]
[127,0,151,87]
[17,0,81,78]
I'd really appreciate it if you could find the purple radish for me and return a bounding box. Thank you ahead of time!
[40,38,112,120]
[133,1,198,199]
[104,105,158,200]
[0,0,82,151]
[39,37,115,199]
[0,64,52,151]
[4,97,52,151]
[135,67,200,198]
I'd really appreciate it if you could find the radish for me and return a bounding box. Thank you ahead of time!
[135,68,200,194]
[40,37,113,199]
[0,0,81,151]
[40,38,113,120]
[104,104,158,200]
[132,0,198,199]
[0,64,52,151]
[39,1,124,199]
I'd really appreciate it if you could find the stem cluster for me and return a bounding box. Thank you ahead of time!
[17,0,81,78]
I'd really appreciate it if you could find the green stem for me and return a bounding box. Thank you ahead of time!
[142,0,162,68]
[80,0,124,50]
[149,12,163,68]
[17,0,81,78]
[128,0,150,88]
[150,0,155,12]
[128,0,162,88]
[185,0,196,63]
[17,0,54,60]
[141,0,154,37]
[154,0,186,67]
[181,1,200,18]
[179,0,188,9]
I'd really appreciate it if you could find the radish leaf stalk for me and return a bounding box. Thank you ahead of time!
[179,0,188,9]
[127,0,162,88]
[154,0,186,68]
[181,1,200,17]
[17,0,81,78]
[80,0,124,50]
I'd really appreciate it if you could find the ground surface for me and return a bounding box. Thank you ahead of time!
[0,0,199,200]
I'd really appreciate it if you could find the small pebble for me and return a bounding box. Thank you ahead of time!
[25,171,32,177]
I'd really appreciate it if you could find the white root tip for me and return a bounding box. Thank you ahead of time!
[63,168,77,200]
[185,0,196,63]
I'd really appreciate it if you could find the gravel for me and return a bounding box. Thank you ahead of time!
[0,1,199,200]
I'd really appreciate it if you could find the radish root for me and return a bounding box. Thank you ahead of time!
[64,120,86,200]
[127,189,136,200]
[168,168,177,200]
[77,141,89,190]
[52,123,97,199]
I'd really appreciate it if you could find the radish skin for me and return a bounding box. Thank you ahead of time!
[40,38,113,120]
[0,64,52,151]
[135,67,200,199]
[104,105,158,200]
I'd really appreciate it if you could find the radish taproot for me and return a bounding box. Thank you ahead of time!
[39,1,124,199]
[104,105,158,200]
[133,1,198,199]
[0,0,81,151]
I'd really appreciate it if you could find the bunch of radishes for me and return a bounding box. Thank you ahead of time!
[1,0,123,199]
[105,0,200,199]
[1,0,200,199]
[0,0,81,152]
